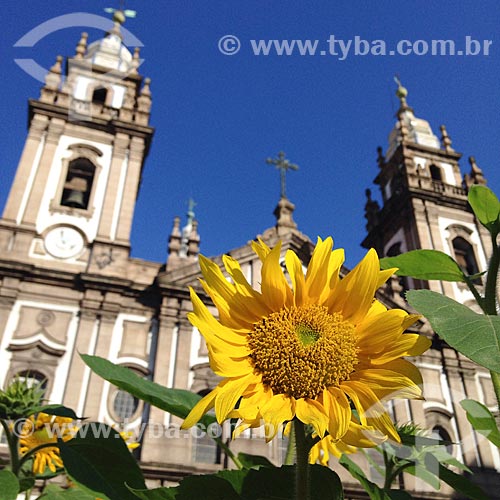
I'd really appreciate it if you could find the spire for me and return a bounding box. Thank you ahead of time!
[131,47,141,74]
[266,151,299,199]
[364,188,380,231]
[40,55,63,103]
[180,199,199,258]
[83,6,134,72]
[135,78,152,125]
[167,216,181,257]
[394,75,413,114]
[75,32,88,59]
[464,156,487,187]
[440,125,454,153]
[273,197,297,236]
[386,77,441,159]
[376,146,385,169]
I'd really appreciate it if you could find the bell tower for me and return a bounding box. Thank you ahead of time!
[362,80,492,306]
[0,12,154,274]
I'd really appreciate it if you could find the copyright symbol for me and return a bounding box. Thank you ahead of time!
[218,35,241,55]
[12,418,34,437]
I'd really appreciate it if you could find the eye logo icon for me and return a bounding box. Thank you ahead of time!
[14,12,144,83]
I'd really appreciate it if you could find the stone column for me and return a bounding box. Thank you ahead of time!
[2,115,49,223]
[22,117,65,226]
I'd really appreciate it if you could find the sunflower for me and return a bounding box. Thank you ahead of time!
[18,412,77,475]
[182,237,430,448]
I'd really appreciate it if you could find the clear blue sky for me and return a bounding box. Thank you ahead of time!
[2,1,499,268]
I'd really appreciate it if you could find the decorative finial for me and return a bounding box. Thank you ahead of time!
[141,77,151,97]
[364,188,380,231]
[131,47,141,74]
[439,125,454,153]
[104,2,137,24]
[75,32,88,59]
[266,151,299,199]
[43,55,63,90]
[466,156,487,186]
[187,197,196,223]
[377,146,385,169]
[394,74,413,115]
[394,75,407,102]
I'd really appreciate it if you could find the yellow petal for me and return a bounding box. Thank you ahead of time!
[329,249,380,325]
[323,248,345,304]
[350,368,423,400]
[322,387,350,440]
[304,237,333,302]
[260,242,293,310]
[188,288,249,349]
[342,381,400,443]
[251,238,271,262]
[233,418,262,438]
[285,249,306,306]
[295,398,329,438]
[235,382,271,420]
[182,387,219,429]
[370,334,431,365]
[215,373,256,423]
[377,268,397,288]
[342,420,387,448]
[260,394,295,441]
[222,255,271,317]
[198,257,262,328]
[207,344,253,378]
[356,309,409,352]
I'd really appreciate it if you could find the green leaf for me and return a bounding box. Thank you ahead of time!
[406,290,500,372]
[339,454,388,500]
[403,463,441,490]
[217,469,248,495]
[461,399,500,447]
[81,355,215,428]
[28,404,80,419]
[58,423,145,500]
[128,486,177,499]
[240,465,343,500]
[0,470,19,500]
[468,185,500,234]
[18,476,35,493]
[379,250,465,282]
[236,452,275,469]
[38,483,101,499]
[424,454,489,500]
[386,491,413,500]
[176,475,240,500]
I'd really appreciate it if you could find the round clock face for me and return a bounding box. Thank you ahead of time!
[44,226,85,259]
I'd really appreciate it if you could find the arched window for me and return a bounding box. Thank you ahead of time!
[430,164,442,181]
[430,425,453,454]
[60,158,95,210]
[112,390,139,421]
[452,237,479,277]
[386,242,408,294]
[15,370,48,397]
[92,87,107,105]
[386,242,402,257]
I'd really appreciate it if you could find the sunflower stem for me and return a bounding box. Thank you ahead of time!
[294,419,310,500]
[284,423,296,465]
[1,419,20,476]
[214,437,244,470]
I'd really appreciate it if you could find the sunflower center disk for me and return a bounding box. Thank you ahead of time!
[248,304,358,399]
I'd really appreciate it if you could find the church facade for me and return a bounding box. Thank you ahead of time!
[0,17,498,498]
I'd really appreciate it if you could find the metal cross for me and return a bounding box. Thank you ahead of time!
[266,151,299,199]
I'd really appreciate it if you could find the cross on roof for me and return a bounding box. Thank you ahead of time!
[266,151,299,199]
